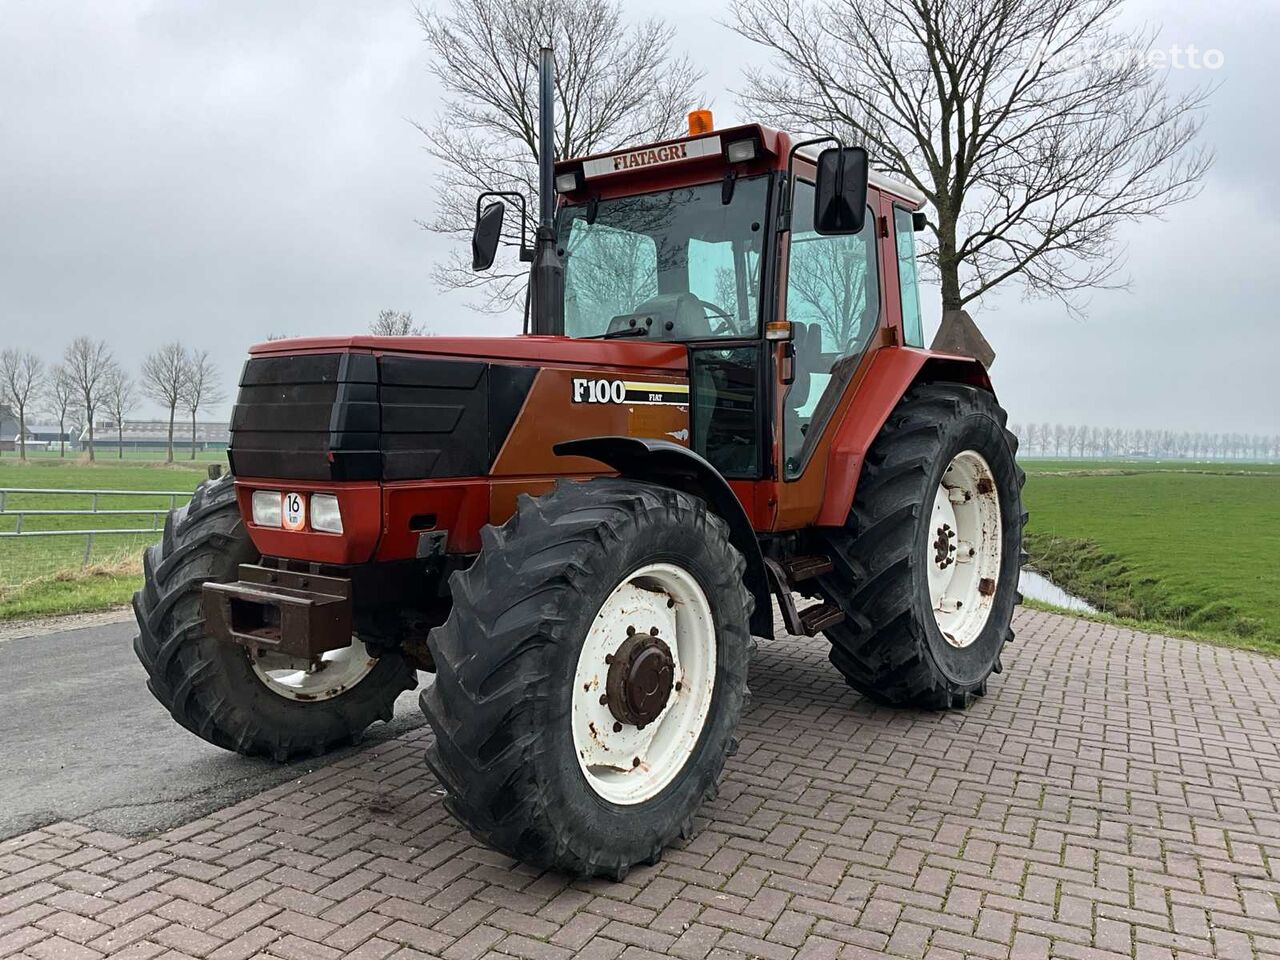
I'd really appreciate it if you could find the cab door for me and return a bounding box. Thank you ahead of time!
[769,181,883,528]
[684,220,770,484]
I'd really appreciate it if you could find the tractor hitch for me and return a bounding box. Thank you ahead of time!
[203,564,353,660]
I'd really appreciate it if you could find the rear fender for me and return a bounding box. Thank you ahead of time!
[815,348,993,527]
[554,437,773,640]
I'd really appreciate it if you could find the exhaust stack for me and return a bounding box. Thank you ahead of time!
[529,45,565,336]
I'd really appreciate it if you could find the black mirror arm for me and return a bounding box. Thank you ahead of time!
[779,136,842,234]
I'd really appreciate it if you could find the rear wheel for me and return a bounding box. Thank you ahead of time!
[421,479,753,878]
[132,475,416,761]
[817,383,1024,708]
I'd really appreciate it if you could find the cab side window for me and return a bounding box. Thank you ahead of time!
[893,207,925,348]
[782,180,879,478]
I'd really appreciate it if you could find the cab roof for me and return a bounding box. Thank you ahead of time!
[555,122,926,209]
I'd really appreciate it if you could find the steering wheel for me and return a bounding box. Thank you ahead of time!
[695,298,738,337]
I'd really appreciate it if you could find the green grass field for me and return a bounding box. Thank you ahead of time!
[3,455,1278,657]
[1021,459,1280,652]
[0,458,211,619]
[1,447,226,463]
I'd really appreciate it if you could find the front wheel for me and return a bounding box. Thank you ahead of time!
[817,382,1025,708]
[132,475,417,761]
[421,479,753,878]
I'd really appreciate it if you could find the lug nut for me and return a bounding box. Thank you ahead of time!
[613,722,622,733]
[599,694,609,705]
[626,625,636,636]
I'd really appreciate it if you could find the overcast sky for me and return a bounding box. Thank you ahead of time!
[1,0,1275,435]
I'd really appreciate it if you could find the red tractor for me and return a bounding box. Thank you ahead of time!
[134,51,1023,878]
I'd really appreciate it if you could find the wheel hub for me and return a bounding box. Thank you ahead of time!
[606,631,675,726]
[933,524,957,568]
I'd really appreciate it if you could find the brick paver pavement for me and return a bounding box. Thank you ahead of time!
[3,608,1280,959]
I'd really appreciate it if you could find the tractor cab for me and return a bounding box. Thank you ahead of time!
[474,111,932,496]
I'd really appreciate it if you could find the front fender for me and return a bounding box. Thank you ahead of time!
[554,437,773,640]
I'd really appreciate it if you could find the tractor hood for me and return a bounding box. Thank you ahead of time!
[248,334,689,374]
[230,335,691,484]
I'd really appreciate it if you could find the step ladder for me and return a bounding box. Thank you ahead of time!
[763,555,846,637]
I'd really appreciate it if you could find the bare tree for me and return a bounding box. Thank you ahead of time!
[0,350,45,461]
[141,343,190,463]
[45,367,75,458]
[731,0,1212,355]
[63,337,116,461]
[416,0,704,308]
[180,351,226,460]
[104,368,138,460]
[370,310,426,336]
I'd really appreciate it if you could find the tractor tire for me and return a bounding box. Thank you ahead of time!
[421,479,753,878]
[132,474,416,761]
[816,382,1025,709]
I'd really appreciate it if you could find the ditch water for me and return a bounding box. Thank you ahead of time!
[1018,569,1098,613]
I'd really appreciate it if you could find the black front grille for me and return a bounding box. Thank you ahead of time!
[228,352,535,482]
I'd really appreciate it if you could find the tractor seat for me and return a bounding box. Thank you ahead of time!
[783,322,824,474]
[786,321,823,411]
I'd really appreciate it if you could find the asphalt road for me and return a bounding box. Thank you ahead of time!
[0,616,429,840]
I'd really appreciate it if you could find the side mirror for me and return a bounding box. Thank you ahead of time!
[813,146,869,235]
[472,201,505,271]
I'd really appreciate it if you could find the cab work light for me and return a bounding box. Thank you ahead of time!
[251,490,282,527]
[726,138,757,163]
[310,494,344,534]
[555,169,584,193]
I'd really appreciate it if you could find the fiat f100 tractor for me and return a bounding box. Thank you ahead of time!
[134,49,1024,878]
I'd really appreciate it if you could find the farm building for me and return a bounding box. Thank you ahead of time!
[84,419,230,452]
[0,423,75,453]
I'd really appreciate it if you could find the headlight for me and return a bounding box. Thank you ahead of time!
[310,493,343,534]
[251,490,282,527]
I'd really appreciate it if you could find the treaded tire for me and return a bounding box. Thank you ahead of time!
[132,474,416,761]
[816,382,1025,709]
[421,478,753,878]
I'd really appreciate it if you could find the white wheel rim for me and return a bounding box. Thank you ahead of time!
[249,637,379,702]
[571,562,716,805]
[928,450,1003,649]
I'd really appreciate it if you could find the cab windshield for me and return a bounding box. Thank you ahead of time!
[557,176,769,341]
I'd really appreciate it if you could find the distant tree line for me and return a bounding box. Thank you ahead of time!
[1010,423,1280,462]
[0,339,224,463]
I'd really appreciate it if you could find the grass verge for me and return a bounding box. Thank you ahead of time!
[1017,596,1280,659]
[0,561,141,621]
[0,458,207,619]
[1022,466,1279,655]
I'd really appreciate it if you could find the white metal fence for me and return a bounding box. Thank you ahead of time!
[0,487,194,587]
